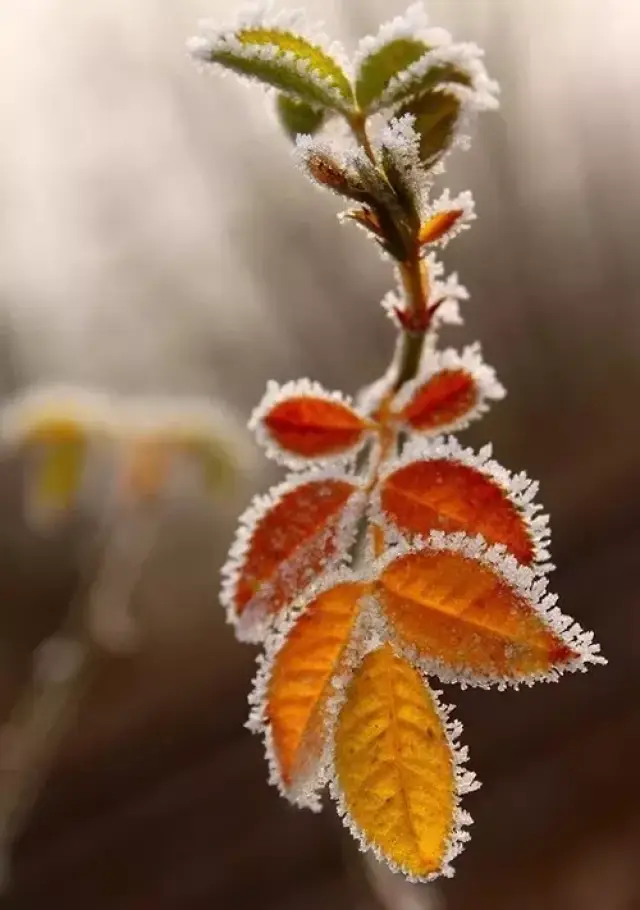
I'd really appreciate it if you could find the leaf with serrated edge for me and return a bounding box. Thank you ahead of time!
[373,434,548,568]
[331,643,477,881]
[249,379,371,470]
[374,534,605,688]
[390,344,505,436]
[221,469,366,642]
[356,38,430,112]
[188,21,353,113]
[248,574,370,809]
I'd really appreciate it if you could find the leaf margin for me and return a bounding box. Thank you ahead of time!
[220,466,366,643]
[373,532,606,689]
[246,567,372,811]
[249,378,372,470]
[327,640,480,882]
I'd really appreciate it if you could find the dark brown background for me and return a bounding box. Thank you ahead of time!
[0,0,639,907]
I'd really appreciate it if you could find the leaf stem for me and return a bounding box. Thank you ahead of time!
[347,114,430,398]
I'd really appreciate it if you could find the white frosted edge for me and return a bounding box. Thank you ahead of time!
[0,384,117,448]
[248,378,370,471]
[187,3,349,103]
[294,134,368,199]
[221,466,367,643]
[389,342,505,434]
[376,113,434,208]
[379,41,500,114]
[421,189,476,248]
[371,433,557,575]
[371,531,606,689]
[325,633,480,882]
[246,565,372,811]
[353,2,446,76]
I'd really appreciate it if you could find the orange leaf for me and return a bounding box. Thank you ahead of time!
[332,644,475,880]
[418,209,464,245]
[375,538,602,686]
[377,438,544,565]
[250,577,370,807]
[390,344,505,435]
[221,472,365,642]
[250,380,370,468]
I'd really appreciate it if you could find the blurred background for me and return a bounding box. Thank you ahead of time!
[0,0,639,907]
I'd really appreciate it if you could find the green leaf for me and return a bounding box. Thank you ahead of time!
[276,94,327,140]
[398,90,462,168]
[195,27,354,113]
[355,38,429,113]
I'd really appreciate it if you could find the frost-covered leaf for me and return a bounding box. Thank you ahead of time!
[249,379,371,470]
[188,16,353,114]
[249,575,369,808]
[419,209,463,245]
[276,94,327,139]
[340,206,386,243]
[375,436,547,567]
[418,189,476,248]
[331,643,475,881]
[221,470,366,642]
[355,38,430,112]
[398,91,462,168]
[375,536,605,687]
[390,344,504,436]
[295,137,374,203]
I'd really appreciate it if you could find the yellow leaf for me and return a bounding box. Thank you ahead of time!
[29,437,86,524]
[332,644,469,880]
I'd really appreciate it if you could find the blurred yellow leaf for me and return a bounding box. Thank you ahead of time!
[30,437,86,521]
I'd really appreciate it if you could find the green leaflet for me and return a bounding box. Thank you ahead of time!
[208,28,354,113]
[355,38,429,113]
[276,95,327,140]
[398,91,462,168]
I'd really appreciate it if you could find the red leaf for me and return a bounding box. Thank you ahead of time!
[221,471,365,641]
[376,438,549,566]
[250,380,370,468]
[391,345,505,435]
[400,369,477,431]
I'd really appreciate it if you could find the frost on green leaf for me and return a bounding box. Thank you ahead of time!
[188,25,354,114]
[381,53,472,113]
[276,94,327,140]
[355,38,429,113]
[398,91,462,168]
